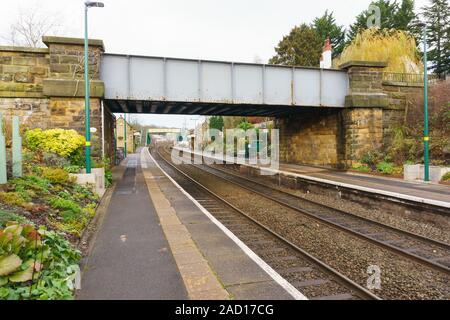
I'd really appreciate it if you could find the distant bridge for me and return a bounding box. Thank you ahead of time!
[101,54,349,117]
[147,128,181,134]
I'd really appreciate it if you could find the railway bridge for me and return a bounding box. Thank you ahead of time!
[0,36,422,168]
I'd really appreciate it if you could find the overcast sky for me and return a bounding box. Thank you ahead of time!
[1,0,429,128]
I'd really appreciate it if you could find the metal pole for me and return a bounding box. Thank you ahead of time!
[101,100,105,159]
[423,27,430,182]
[84,5,92,173]
[124,114,127,158]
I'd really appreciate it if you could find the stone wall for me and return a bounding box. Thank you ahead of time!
[0,37,114,162]
[276,61,423,168]
[276,108,343,168]
[381,81,423,151]
[341,108,383,165]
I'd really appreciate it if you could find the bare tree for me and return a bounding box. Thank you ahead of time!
[2,4,64,47]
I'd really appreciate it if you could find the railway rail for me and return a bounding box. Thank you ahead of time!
[152,146,381,300]
[188,159,450,275]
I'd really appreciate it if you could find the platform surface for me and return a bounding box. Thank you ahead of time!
[172,147,450,207]
[78,155,188,300]
[78,149,297,300]
[279,163,450,205]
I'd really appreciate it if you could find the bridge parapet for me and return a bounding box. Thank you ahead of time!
[101,54,349,114]
[0,36,113,161]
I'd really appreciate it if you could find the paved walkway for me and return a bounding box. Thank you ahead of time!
[78,149,296,300]
[77,154,187,300]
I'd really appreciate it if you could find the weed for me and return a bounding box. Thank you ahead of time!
[376,161,395,175]
[41,168,69,184]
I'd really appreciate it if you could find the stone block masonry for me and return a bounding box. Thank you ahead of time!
[277,61,422,168]
[0,37,114,162]
[276,108,343,168]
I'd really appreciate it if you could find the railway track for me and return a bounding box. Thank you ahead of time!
[152,146,381,300]
[186,160,450,276]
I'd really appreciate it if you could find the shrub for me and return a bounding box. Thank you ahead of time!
[360,151,381,170]
[376,161,395,175]
[24,129,85,164]
[42,153,71,168]
[0,210,29,227]
[0,222,81,300]
[41,168,70,184]
[351,162,371,173]
[334,28,422,73]
[49,197,81,215]
[63,165,81,174]
[442,172,450,182]
[0,192,27,207]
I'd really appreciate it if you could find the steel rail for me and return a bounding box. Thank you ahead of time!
[154,146,382,300]
[183,158,450,276]
[206,163,450,251]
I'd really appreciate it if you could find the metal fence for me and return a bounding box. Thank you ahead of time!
[382,72,440,84]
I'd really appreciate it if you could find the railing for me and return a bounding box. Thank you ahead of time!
[382,72,440,84]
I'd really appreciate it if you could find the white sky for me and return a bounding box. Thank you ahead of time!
[1,0,429,128]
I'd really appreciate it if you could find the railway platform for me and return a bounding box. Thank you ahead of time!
[172,147,450,211]
[276,163,450,206]
[78,148,301,300]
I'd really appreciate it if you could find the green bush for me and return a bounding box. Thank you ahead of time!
[0,210,29,227]
[442,172,450,181]
[361,151,379,167]
[376,161,395,174]
[0,222,81,300]
[63,165,81,174]
[24,129,85,165]
[351,162,371,173]
[41,168,70,184]
[49,197,81,216]
[0,192,27,207]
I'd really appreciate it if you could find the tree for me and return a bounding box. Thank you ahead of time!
[209,116,224,131]
[269,24,322,67]
[347,0,416,42]
[422,0,450,77]
[1,5,63,47]
[313,11,346,58]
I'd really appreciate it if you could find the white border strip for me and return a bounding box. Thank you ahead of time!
[145,148,308,301]
[173,147,450,209]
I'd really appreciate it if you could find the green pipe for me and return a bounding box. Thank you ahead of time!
[423,27,430,182]
[84,6,92,173]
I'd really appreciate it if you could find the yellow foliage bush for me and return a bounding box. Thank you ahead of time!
[41,167,70,184]
[24,128,85,159]
[334,28,423,73]
[0,192,27,207]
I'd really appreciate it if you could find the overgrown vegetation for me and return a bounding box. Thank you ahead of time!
[335,28,422,73]
[350,78,449,175]
[0,128,105,299]
[24,128,86,166]
[0,222,81,300]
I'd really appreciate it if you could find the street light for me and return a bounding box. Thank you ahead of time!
[418,22,430,182]
[84,1,104,174]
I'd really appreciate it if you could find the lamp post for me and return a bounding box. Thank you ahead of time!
[84,1,104,174]
[124,114,127,158]
[419,23,430,182]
